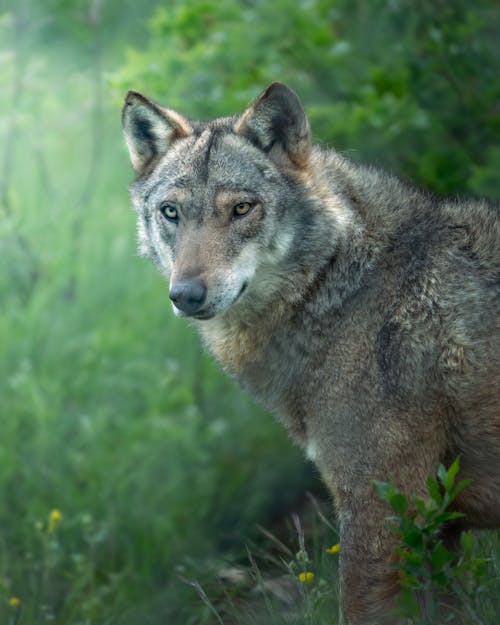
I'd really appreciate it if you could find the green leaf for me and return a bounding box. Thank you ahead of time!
[430,543,455,571]
[426,476,442,505]
[390,492,408,515]
[460,530,474,558]
[403,530,424,550]
[444,457,460,491]
[437,463,447,485]
[449,478,473,503]
[374,479,393,503]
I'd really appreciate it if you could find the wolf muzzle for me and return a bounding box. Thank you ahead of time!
[169,277,207,316]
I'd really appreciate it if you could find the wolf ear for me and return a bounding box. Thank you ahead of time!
[122,91,192,174]
[234,82,311,167]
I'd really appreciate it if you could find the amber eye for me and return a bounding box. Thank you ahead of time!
[160,203,178,221]
[233,201,253,217]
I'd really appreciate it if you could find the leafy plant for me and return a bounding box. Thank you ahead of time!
[375,459,491,624]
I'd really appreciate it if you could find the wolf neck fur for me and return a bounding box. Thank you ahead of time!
[197,150,385,380]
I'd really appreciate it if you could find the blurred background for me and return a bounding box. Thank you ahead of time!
[0,1,499,623]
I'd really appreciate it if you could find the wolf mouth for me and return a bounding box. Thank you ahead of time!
[193,311,215,320]
[193,281,248,321]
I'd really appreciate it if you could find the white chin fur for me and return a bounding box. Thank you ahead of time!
[306,440,318,462]
[172,303,187,317]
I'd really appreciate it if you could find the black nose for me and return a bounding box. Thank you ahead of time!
[169,277,207,316]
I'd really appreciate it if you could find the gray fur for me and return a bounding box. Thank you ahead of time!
[123,83,500,625]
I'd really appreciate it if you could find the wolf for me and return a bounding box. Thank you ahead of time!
[122,82,500,624]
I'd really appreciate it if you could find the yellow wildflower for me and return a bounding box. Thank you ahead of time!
[298,571,315,583]
[326,543,340,555]
[9,597,21,607]
[48,509,62,532]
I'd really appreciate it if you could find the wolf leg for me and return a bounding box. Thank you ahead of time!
[336,501,406,625]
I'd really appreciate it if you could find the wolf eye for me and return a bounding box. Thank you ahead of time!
[233,202,253,217]
[160,202,178,221]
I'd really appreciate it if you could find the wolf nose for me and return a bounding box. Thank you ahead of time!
[169,277,207,315]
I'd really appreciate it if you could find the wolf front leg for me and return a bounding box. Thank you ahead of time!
[336,499,405,625]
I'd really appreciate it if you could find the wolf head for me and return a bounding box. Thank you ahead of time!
[122,83,343,321]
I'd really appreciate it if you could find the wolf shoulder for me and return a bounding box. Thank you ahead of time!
[365,180,499,396]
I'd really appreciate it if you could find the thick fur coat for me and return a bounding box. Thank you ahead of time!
[122,83,500,624]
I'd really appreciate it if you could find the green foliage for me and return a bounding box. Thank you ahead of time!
[181,508,341,625]
[0,3,309,622]
[375,459,494,624]
[112,0,500,198]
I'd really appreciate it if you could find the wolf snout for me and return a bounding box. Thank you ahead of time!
[169,277,207,316]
